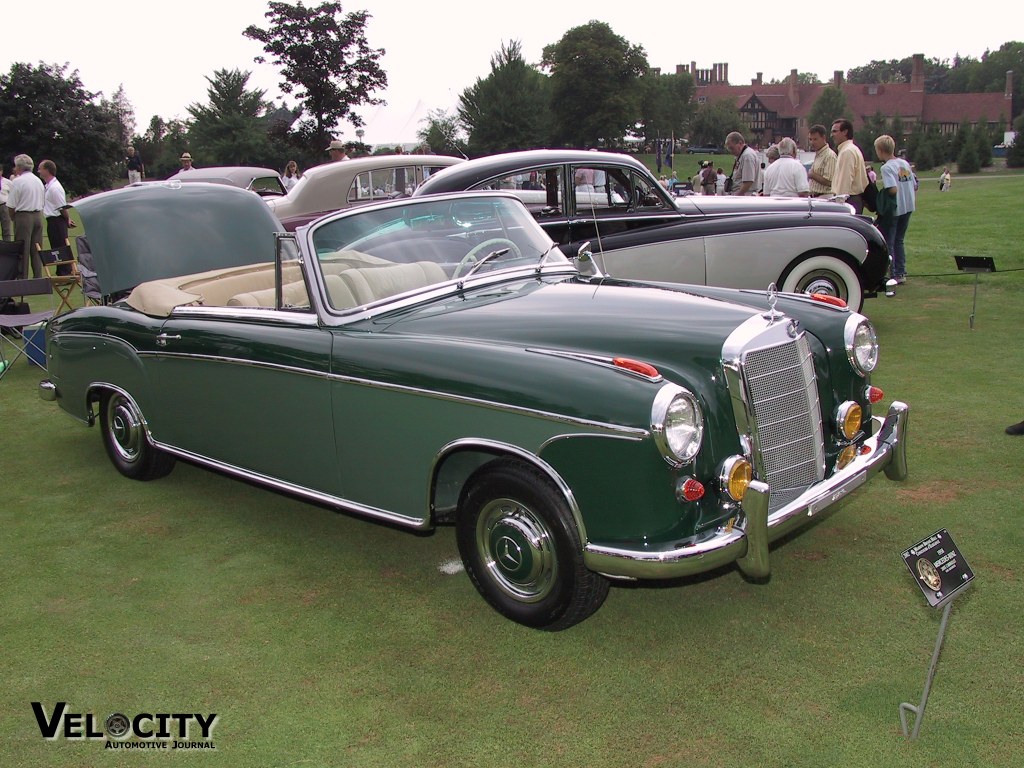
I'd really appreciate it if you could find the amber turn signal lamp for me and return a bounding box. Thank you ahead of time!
[613,358,659,378]
[837,401,863,440]
[837,445,857,470]
[720,457,752,502]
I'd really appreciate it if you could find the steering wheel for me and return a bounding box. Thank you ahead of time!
[453,238,522,278]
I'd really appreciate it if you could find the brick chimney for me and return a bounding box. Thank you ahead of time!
[788,68,799,106]
[910,53,924,93]
[1007,70,1015,101]
[753,72,762,86]
[724,63,729,84]
[833,70,843,88]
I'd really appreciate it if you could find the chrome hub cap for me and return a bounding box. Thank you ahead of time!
[477,498,557,603]
[799,272,844,299]
[108,396,143,463]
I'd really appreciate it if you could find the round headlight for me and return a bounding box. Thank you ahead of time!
[652,386,704,465]
[845,316,879,376]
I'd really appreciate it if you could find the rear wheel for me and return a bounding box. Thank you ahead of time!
[456,460,609,631]
[99,391,175,480]
[781,254,863,312]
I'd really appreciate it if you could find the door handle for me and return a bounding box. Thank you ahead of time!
[155,333,181,347]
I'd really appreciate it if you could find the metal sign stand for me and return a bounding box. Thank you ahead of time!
[899,601,952,740]
[953,256,996,330]
[899,529,974,741]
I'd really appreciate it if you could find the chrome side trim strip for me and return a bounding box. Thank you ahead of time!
[528,347,664,383]
[135,350,329,381]
[169,305,321,325]
[131,351,648,439]
[154,441,429,530]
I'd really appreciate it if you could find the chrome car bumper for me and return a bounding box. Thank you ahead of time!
[583,401,909,580]
[39,379,57,402]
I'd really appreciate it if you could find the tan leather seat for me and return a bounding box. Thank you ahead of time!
[337,262,447,305]
[227,280,310,309]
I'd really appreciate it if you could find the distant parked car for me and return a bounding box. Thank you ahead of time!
[167,166,287,198]
[266,154,464,230]
[414,150,890,312]
[686,144,722,154]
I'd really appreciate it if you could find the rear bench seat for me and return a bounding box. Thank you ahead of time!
[232,261,448,310]
[125,262,302,316]
[125,256,447,316]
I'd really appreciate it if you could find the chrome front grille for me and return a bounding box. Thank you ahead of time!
[740,331,825,513]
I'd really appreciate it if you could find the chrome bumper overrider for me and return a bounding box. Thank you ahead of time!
[38,379,57,402]
[584,401,909,580]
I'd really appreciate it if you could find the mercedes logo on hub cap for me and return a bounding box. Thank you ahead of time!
[495,535,523,570]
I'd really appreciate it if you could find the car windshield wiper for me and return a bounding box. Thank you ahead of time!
[460,247,510,281]
[535,244,560,272]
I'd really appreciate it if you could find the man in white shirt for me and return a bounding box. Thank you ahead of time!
[6,154,45,278]
[178,152,197,173]
[762,138,811,198]
[325,140,350,162]
[38,159,75,258]
[829,118,868,213]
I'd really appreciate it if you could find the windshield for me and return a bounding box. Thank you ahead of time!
[309,196,567,312]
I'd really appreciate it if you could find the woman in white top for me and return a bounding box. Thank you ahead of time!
[282,160,301,191]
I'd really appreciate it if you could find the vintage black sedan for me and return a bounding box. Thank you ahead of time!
[41,182,908,630]
[414,149,890,312]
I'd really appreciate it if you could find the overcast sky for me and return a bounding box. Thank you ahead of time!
[5,1,1020,146]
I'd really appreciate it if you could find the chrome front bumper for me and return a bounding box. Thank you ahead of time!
[583,401,909,580]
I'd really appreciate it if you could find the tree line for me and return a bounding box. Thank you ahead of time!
[1,2,1021,196]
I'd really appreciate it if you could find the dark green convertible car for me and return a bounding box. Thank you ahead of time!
[40,182,909,630]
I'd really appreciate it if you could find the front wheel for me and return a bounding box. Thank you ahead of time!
[99,391,175,481]
[780,254,864,312]
[456,460,609,631]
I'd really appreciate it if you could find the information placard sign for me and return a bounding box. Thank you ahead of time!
[902,529,974,609]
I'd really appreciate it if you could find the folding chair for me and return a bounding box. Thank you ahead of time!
[0,278,54,381]
[38,244,80,315]
[75,235,102,306]
[0,239,22,280]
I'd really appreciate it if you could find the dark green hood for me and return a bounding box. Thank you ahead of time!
[364,275,760,399]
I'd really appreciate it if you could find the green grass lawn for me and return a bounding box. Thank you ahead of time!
[2,177,1023,766]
